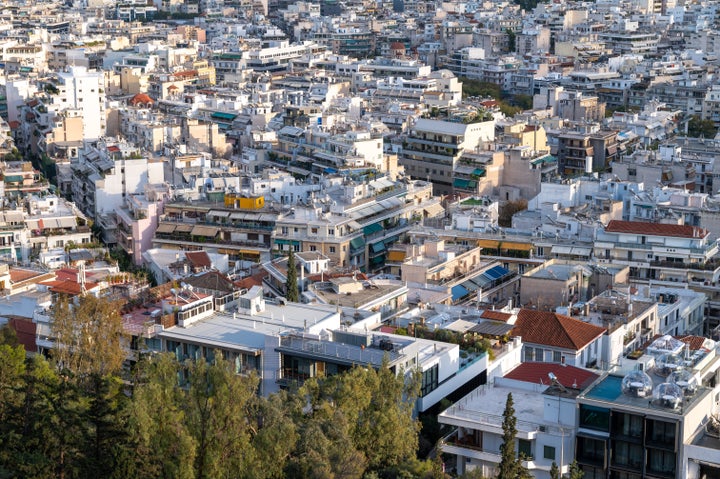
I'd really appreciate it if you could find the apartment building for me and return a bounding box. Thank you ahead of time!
[594,220,720,283]
[401,117,495,195]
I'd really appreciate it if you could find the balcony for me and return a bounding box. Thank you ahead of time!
[441,430,502,463]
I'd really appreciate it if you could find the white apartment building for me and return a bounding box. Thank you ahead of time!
[55,66,106,140]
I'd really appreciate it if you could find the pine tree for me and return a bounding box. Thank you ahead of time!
[550,461,561,479]
[498,393,518,479]
[285,249,299,302]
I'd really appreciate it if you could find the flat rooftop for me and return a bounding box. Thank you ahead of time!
[311,280,406,308]
[580,369,712,415]
[524,262,587,281]
[440,384,549,432]
[159,302,340,352]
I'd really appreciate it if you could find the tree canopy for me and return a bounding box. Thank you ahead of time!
[0,326,440,478]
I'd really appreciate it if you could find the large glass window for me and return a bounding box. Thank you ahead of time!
[421,364,439,396]
[612,440,643,469]
[647,449,676,476]
[579,405,610,431]
[646,420,676,448]
[577,436,605,465]
[581,465,605,479]
[612,412,643,438]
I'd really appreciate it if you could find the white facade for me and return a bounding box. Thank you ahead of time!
[56,66,106,140]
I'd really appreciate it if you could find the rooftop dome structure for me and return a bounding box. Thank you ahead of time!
[653,382,683,409]
[647,334,685,356]
[669,369,698,396]
[656,353,684,377]
[622,370,653,398]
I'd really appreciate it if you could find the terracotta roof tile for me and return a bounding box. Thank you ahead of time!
[605,220,708,239]
[512,309,606,351]
[185,251,212,268]
[677,335,708,351]
[480,310,512,322]
[505,362,599,389]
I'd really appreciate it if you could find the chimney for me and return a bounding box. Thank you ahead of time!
[584,303,590,316]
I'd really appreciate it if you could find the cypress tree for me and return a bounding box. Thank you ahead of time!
[498,393,518,479]
[286,249,299,302]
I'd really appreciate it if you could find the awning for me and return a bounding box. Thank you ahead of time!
[482,265,510,280]
[4,175,23,183]
[451,284,470,301]
[469,320,514,336]
[453,178,470,189]
[423,203,444,217]
[387,250,406,262]
[552,245,592,257]
[500,241,533,251]
[211,111,237,120]
[156,223,176,234]
[175,224,193,233]
[472,168,486,176]
[208,210,230,218]
[370,254,385,265]
[350,237,365,250]
[370,241,386,254]
[477,239,501,249]
[191,225,218,237]
[57,217,77,228]
[384,235,399,245]
[363,223,383,236]
[5,211,25,223]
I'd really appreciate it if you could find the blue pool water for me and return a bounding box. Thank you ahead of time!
[586,375,623,401]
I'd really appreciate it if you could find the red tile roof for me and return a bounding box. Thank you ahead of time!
[185,251,212,268]
[8,317,36,353]
[605,220,708,239]
[234,271,267,290]
[41,279,99,296]
[512,309,606,350]
[505,362,599,389]
[481,310,512,322]
[677,335,708,351]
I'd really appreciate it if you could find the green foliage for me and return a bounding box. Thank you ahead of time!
[566,460,584,479]
[499,199,528,227]
[550,461,561,479]
[285,249,299,302]
[0,340,432,478]
[462,79,502,100]
[506,28,516,52]
[687,115,718,138]
[0,324,19,347]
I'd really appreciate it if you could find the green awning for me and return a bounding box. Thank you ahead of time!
[370,254,385,265]
[4,175,23,183]
[363,223,383,236]
[350,237,365,250]
[275,239,300,246]
[472,168,486,176]
[211,111,237,120]
[370,241,386,253]
[384,235,399,245]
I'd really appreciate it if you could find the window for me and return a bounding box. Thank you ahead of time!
[612,440,643,469]
[329,246,336,253]
[544,445,556,460]
[577,436,605,465]
[579,405,610,431]
[518,439,532,459]
[553,351,562,362]
[646,420,676,448]
[647,449,676,476]
[612,412,643,438]
[311,227,318,234]
[329,228,335,236]
[309,246,316,252]
[421,364,438,396]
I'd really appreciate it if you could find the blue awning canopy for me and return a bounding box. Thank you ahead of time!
[452,284,470,301]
